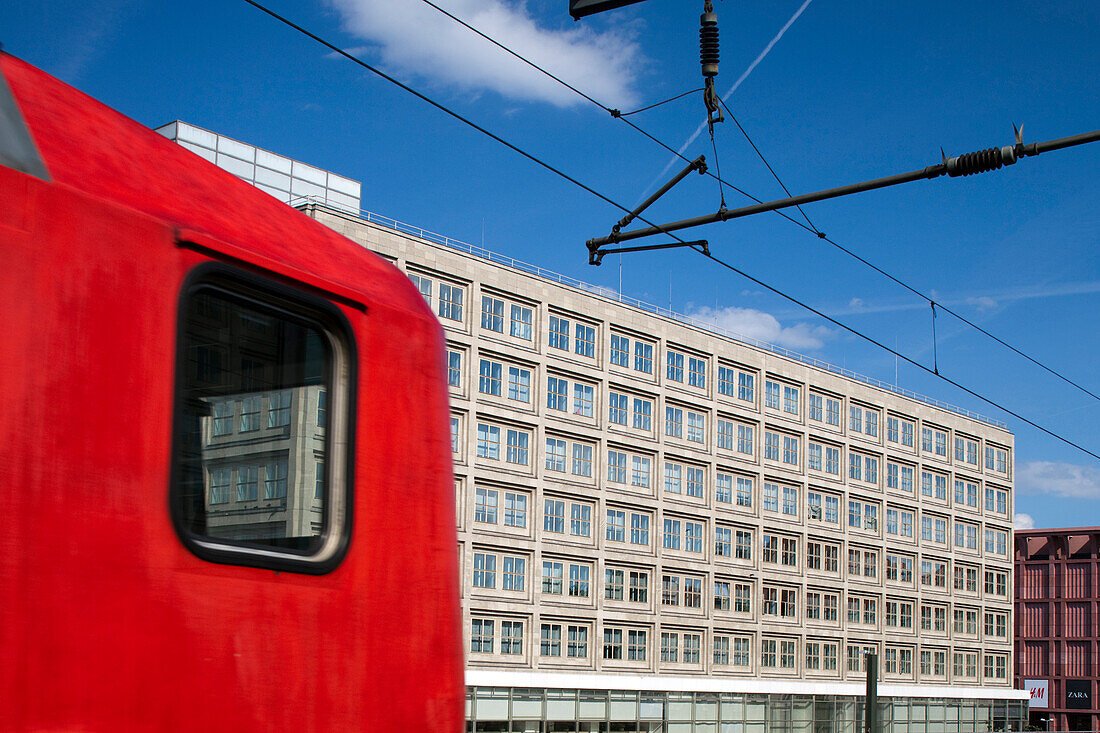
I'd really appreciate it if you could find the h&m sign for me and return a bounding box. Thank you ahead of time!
[1026,680,1049,709]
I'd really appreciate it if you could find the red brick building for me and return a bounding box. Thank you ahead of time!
[1016,528,1100,731]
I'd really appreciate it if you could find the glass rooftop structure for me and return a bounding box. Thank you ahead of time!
[154,121,360,214]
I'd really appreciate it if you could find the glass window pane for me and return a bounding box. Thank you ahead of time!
[174,277,349,569]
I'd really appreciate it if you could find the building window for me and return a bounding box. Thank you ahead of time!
[665,406,683,438]
[503,492,527,527]
[571,442,593,478]
[510,304,532,340]
[628,571,649,603]
[471,619,494,653]
[607,450,627,483]
[687,411,706,443]
[474,487,498,523]
[501,620,523,655]
[739,371,755,402]
[574,323,595,358]
[473,552,497,588]
[667,351,684,382]
[542,561,563,594]
[661,632,679,663]
[546,376,568,412]
[609,392,628,425]
[783,385,800,415]
[437,283,463,322]
[686,466,704,498]
[548,315,570,351]
[447,349,462,387]
[634,341,653,374]
[502,555,526,591]
[567,626,588,658]
[627,630,647,661]
[505,429,529,466]
[663,518,681,550]
[715,526,731,557]
[569,564,590,597]
[610,333,629,367]
[267,391,291,428]
[541,624,562,656]
[606,510,626,543]
[765,432,780,461]
[630,512,650,545]
[737,424,754,455]
[476,423,501,459]
[632,455,652,488]
[544,499,565,534]
[263,459,287,499]
[481,295,504,332]
[478,359,503,397]
[605,569,624,600]
[765,381,780,410]
[409,272,432,301]
[603,628,623,660]
[545,437,566,472]
[570,503,591,537]
[633,397,653,431]
[688,357,707,388]
[782,434,799,466]
[507,367,531,403]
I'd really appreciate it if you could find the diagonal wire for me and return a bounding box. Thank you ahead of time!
[240,0,662,235]
[696,248,1100,461]
[416,0,1100,406]
[240,0,1100,461]
[415,0,810,232]
[619,88,704,117]
[717,96,818,233]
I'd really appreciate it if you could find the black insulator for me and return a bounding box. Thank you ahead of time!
[700,12,719,77]
[947,147,1004,177]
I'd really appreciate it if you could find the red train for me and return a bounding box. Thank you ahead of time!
[0,54,463,731]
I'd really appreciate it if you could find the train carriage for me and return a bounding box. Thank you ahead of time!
[0,53,463,731]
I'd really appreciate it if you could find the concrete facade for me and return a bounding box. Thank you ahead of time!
[303,202,1026,732]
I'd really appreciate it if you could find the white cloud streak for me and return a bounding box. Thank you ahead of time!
[1017,461,1100,500]
[639,0,814,201]
[1013,513,1036,530]
[329,0,643,108]
[688,305,834,350]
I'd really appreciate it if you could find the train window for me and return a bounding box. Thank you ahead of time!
[172,266,354,573]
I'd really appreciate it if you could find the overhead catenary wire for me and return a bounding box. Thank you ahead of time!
[617,88,703,117]
[417,0,1100,406]
[239,0,1100,462]
[698,246,1100,462]
[717,96,817,233]
[239,0,668,237]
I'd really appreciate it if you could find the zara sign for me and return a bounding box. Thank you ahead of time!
[1066,680,1092,710]
[1026,680,1049,709]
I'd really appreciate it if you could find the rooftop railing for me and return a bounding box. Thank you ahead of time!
[292,197,1007,430]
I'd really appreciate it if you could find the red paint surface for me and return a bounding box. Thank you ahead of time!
[0,54,463,732]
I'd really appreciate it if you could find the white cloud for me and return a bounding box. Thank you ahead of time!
[966,295,998,311]
[688,306,834,350]
[848,297,864,309]
[1016,461,1100,500]
[329,0,643,108]
[1014,513,1036,530]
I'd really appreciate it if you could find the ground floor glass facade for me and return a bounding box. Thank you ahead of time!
[466,688,1027,733]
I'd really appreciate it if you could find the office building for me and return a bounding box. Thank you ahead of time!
[166,126,1028,732]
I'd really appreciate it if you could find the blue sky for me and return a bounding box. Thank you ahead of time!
[4,0,1099,528]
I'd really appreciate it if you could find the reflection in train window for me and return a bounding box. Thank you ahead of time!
[173,271,352,572]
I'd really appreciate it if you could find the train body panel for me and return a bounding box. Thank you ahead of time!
[0,54,463,732]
